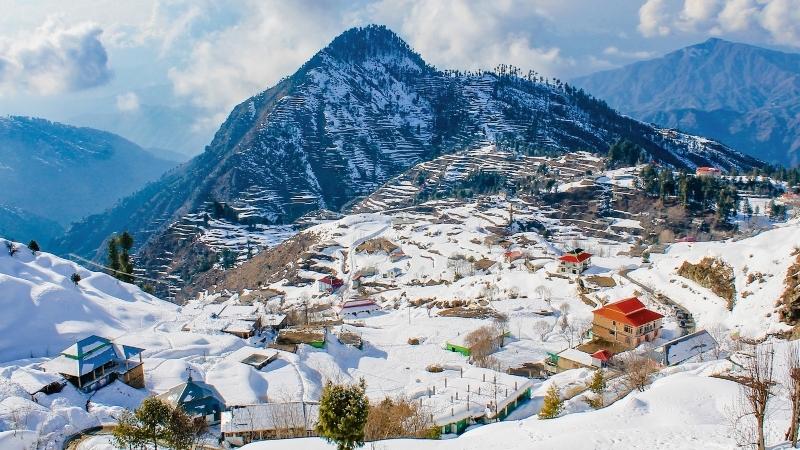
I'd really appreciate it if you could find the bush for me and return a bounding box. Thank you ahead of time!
[677,257,736,309]
[587,369,606,395]
[365,397,439,441]
[27,240,40,253]
[70,273,81,285]
[317,379,369,450]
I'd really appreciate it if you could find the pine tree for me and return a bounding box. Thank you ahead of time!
[317,379,369,450]
[107,236,121,275]
[117,231,135,283]
[113,397,201,450]
[27,240,40,253]
[70,273,81,285]
[538,383,563,419]
[588,369,606,394]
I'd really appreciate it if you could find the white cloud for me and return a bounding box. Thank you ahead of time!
[116,92,140,111]
[638,0,800,46]
[0,18,112,95]
[603,46,657,59]
[638,0,673,37]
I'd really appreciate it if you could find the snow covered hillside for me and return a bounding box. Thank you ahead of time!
[628,223,799,338]
[0,239,177,362]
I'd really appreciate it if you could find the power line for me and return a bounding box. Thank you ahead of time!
[67,253,169,286]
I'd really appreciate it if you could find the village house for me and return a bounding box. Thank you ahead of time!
[334,298,380,317]
[158,375,226,425]
[544,348,603,373]
[416,367,533,435]
[558,248,592,275]
[503,250,524,263]
[261,313,287,331]
[591,297,664,350]
[42,335,145,393]
[654,330,718,366]
[696,166,722,178]
[445,329,507,357]
[318,275,344,293]
[10,367,65,397]
[221,402,320,446]
[389,248,408,262]
[183,303,264,338]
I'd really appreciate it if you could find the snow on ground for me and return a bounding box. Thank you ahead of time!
[628,224,798,338]
[244,360,792,450]
[0,239,177,362]
[0,189,797,449]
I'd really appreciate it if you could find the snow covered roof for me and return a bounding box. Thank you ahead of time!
[9,368,63,395]
[43,335,142,377]
[158,376,225,409]
[557,348,601,368]
[657,330,718,366]
[593,297,664,327]
[335,298,379,315]
[221,402,319,433]
[261,313,287,327]
[414,368,533,425]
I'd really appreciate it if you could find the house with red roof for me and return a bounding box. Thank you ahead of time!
[557,248,592,275]
[591,297,664,350]
[318,275,344,293]
[696,167,722,178]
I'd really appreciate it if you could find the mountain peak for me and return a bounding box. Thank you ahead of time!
[321,24,426,67]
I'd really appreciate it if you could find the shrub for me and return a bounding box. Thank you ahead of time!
[27,240,40,253]
[317,379,369,450]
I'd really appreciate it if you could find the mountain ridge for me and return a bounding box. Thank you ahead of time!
[53,25,762,297]
[572,38,800,166]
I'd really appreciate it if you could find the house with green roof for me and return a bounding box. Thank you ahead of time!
[158,376,226,424]
[42,335,145,392]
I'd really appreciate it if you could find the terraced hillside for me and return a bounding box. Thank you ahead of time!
[55,26,761,299]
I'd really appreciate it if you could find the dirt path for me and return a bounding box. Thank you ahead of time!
[618,268,696,336]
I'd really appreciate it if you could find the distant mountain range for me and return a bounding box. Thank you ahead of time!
[53,25,760,293]
[0,116,177,243]
[573,38,800,166]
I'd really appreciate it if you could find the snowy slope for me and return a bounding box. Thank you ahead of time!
[0,239,177,362]
[628,223,799,338]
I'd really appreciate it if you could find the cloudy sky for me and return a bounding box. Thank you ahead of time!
[1,0,798,156]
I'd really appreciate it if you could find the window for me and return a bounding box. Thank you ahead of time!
[623,325,632,333]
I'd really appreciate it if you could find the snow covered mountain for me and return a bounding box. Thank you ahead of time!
[572,38,800,166]
[54,26,761,292]
[0,116,177,229]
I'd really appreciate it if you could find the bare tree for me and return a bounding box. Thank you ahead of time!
[533,321,550,341]
[707,324,728,360]
[534,285,552,306]
[730,344,776,450]
[622,353,657,392]
[786,343,800,447]
[465,326,502,367]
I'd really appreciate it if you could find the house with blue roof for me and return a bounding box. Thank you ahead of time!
[42,335,145,392]
[158,375,226,424]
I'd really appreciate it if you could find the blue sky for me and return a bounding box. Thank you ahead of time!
[1,0,798,156]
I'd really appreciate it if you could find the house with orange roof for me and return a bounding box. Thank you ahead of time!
[558,248,592,275]
[591,297,664,350]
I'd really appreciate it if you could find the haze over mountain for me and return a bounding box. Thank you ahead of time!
[54,26,760,287]
[0,116,178,241]
[573,38,800,167]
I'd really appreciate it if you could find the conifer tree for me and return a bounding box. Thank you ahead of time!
[27,240,40,253]
[107,236,121,274]
[588,369,606,394]
[317,379,369,450]
[539,383,563,419]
